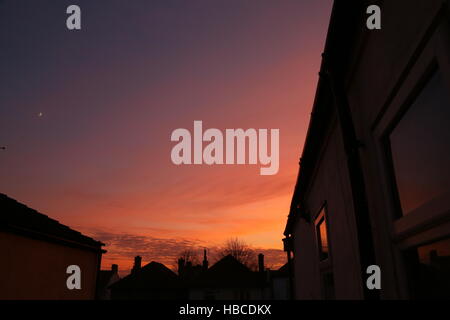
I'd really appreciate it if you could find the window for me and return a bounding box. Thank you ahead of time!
[316,213,329,261]
[385,67,450,299]
[403,237,450,299]
[388,70,450,216]
[373,17,450,299]
[314,204,335,299]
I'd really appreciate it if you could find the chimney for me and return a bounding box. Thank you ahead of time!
[132,256,142,273]
[258,253,264,273]
[111,264,118,274]
[202,248,209,271]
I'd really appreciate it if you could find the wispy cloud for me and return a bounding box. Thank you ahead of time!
[84,229,204,272]
[82,229,286,276]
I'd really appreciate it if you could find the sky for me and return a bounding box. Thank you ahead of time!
[0,0,333,273]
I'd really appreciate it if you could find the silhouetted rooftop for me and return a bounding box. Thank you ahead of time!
[277,263,289,274]
[194,255,266,288]
[97,270,116,289]
[0,193,104,250]
[110,262,180,290]
[269,263,289,278]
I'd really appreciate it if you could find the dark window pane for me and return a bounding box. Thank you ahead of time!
[390,71,450,215]
[404,238,450,299]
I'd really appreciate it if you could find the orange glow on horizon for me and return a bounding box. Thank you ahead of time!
[0,0,334,275]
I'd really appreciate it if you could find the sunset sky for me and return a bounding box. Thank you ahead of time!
[0,0,333,273]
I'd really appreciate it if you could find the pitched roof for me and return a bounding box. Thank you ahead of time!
[194,255,265,288]
[269,263,289,278]
[110,262,180,290]
[0,193,104,250]
[277,263,289,274]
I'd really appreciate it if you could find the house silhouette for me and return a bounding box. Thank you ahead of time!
[189,254,266,300]
[0,193,105,299]
[96,264,120,300]
[109,253,288,300]
[110,260,186,299]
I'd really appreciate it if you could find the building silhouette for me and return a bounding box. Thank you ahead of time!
[0,192,290,300]
[109,253,290,300]
[110,261,185,300]
[96,264,120,300]
[0,193,105,299]
[188,254,266,300]
[283,0,450,299]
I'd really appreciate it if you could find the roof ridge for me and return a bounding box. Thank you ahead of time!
[1,193,104,248]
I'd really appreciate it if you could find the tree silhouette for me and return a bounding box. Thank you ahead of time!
[176,248,200,266]
[216,238,257,270]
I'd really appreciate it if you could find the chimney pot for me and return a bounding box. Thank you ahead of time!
[132,256,142,273]
[258,253,264,273]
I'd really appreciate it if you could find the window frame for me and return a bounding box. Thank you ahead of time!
[374,18,450,239]
[382,62,441,219]
[383,64,450,247]
[315,205,331,263]
[313,202,335,299]
[378,57,450,245]
[372,9,450,298]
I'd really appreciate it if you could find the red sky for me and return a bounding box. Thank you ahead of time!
[0,0,333,273]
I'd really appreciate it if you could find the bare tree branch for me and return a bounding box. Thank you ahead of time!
[175,248,200,266]
[216,238,257,270]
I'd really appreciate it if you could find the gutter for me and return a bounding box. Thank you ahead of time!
[283,0,379,300]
